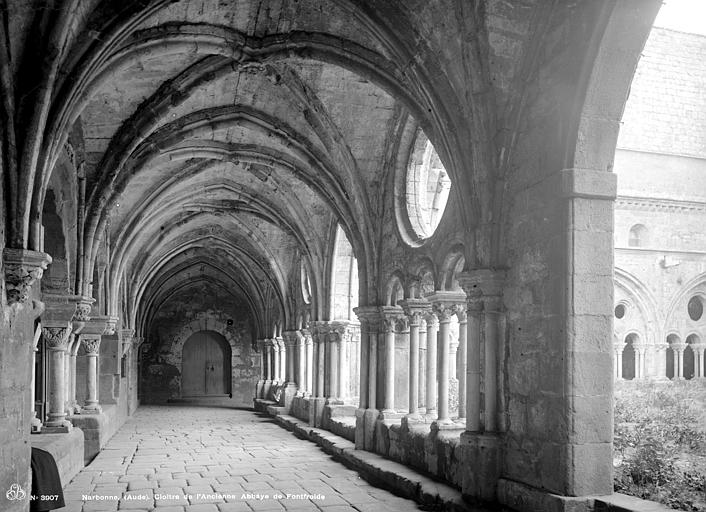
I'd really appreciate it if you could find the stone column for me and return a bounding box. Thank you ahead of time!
[276,336,286,382]
[399,299,430,422]
[331,323,351,403]
[633,343,645,379]
[674,343,686,379]
[457,308,467,420]
[380,308,402,414]
[296,330,306,395]
[255,339,266,399]
[303,329,314,395]
[42,325,73,432]
[433,303,455,426]
[272,338,281,383]
[263,339,273,398]
[67,334,81,413]
[418,318,427,413]
[326,329,339,402]
[692,344,705,379]
[614,342,624,380]
[424,313,439,418]
[280,331,298,409]
[80,335,102,413]
[31,325,43,433]
[457,270,505,501]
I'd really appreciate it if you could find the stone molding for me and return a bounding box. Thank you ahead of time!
[458,270,506,312]
[3,248,52,306]
[616,195,706,213]
[42,326,72,350]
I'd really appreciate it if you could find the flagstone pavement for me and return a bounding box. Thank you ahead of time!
[57,405,425,512]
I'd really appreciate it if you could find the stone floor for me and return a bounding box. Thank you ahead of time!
[58,405,425,512]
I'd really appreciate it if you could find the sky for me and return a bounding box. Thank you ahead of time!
[653,0,706,35]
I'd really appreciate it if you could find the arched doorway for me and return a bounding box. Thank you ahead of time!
[181,330,232,397]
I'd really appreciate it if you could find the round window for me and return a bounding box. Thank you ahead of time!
[405,130,452,240]
[688,296,703,321]
[615,304,626,319]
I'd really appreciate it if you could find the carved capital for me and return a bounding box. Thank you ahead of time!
[73,301,92,322]
[458,269,506,313]
[3,249,52,306]
[43,326,71,350]
[432,302,458,322]
[81,335,101,355]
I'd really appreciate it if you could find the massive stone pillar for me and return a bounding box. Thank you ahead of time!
[3,248,51,511]
[80,335,102,413]
[457,270,505,501]
[42,325,73,432]
[424,312,439,419]
[353,306,380,450]
[654,342,669,379]
[400,299,430,422]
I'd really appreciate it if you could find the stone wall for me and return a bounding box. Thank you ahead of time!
[143,286,258,407]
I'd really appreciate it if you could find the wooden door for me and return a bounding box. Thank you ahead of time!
[182,331,230,396]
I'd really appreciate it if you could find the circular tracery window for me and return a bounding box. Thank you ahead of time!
[615,304,626,319]
[405,131,452,240]
[688,296,703,321]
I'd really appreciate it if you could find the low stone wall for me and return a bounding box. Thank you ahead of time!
[374,418,465,489]
[31,428,85,488]
[68,404,125,464]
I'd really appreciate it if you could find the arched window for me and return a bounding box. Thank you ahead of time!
[628,224,648,247]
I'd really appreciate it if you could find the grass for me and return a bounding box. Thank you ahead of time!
[614,379,706,511]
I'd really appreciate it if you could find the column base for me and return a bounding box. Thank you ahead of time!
[431,419,464,432]
[460,431,502,502]
[80,405,103,415]
[31,415,43,434]
[402,412,424,425]
[378,410,405,421]
[42,421,73,433]
[308,397,326,427]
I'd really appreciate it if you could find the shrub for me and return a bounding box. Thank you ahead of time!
[613,380,706,511]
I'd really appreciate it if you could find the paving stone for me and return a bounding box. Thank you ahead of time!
[60,406,424,512]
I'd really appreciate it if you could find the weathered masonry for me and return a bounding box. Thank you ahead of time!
[0,1,693,511]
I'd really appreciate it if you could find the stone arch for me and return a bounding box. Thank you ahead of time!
[383,271,406,307]
[665,273,706,334]
[684,333,701,380]
[170,316,241,374]
[614,268,661,345]
[622,332,641,380]
[438,245,465,291]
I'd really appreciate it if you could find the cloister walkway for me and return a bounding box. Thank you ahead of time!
[59,406,423,512]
